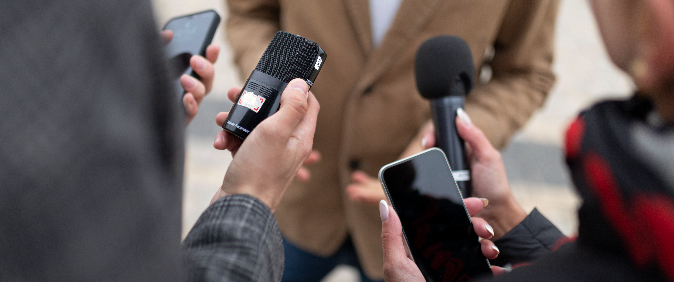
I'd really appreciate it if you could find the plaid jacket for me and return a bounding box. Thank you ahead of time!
[182,195,284,282]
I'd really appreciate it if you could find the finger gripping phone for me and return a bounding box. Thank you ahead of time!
[162,10,220,100]
[379,148,492,281]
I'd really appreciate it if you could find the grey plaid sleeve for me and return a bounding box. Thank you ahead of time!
[182,194,284,282]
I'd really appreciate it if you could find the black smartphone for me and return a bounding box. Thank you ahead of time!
[379,148,492,281]
[162,10,220,100]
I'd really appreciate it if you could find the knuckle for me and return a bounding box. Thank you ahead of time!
[285,93,308,116]
[383,264,399,275]
[259,123,283,139]
[188,105,198,117]
[491,151,503,163]
[301,144,313,159]
[484,147,502,162]
[381,228,396,241]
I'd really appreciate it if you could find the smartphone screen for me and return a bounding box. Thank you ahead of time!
[379,148,491,281]
[163,10,220,99]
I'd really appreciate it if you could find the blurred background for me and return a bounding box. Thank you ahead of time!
[151,0,634,281]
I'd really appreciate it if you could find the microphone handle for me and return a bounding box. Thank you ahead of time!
[430,96,471,197]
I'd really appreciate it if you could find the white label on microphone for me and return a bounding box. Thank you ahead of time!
[238,90,266,113]
[315,56,323,70]
[452,170,470,182]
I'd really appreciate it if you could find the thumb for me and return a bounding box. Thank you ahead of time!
[263,78,309,139]
[381,200,410,265]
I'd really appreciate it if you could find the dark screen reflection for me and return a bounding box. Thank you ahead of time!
[383,150,491,281]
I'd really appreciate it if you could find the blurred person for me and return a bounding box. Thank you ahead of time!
[381,0,674,280]
[224,1,560,280]
[0,1,319,281]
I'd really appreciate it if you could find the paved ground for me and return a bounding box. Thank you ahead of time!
[151,0,634,281]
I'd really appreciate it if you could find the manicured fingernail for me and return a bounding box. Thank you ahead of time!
[491,245,500,255]
[457,108,472,126]
[193,56,206,71]
[379,200,389,223]
[183,76,197,91]
[421,137,427,148]
[485,224,495,237]
[480,198,489,207]
[290,79,308,97]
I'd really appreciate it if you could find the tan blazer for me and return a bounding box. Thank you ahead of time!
[226,0,559,279]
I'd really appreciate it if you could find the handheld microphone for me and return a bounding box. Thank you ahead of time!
[224,31,327,140]
[414,35,475,196]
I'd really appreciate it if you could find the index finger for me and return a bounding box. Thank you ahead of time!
[464,197,488,216]
[160,30,173,44]
[456,115,495,160]
[190,43,220,94]
[381,201,411,265]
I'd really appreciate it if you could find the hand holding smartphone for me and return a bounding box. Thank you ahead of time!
[379,148,492,281]
[162,10,220,100]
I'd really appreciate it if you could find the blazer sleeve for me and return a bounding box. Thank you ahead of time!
[466,0,560,149]
[490,208,566,266]
[225,0,281,79]
[182,194,284,282]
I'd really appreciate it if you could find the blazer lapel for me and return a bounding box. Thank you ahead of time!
[343,0,373,56]
[355,0,444,92]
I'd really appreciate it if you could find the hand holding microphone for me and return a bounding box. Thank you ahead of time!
[213,79,321,210]
[224,31,327,140]
[211,31,327,209]
[415,35,475,196]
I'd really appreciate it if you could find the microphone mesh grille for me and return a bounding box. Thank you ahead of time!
[255,31,320,83]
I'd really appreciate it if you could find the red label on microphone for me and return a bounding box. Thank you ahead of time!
[238,90,266,113]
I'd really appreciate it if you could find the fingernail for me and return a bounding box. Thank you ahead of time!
[183,76,197,91]
[485,224,495,237]
[480,198,489,207]
[216,135,224,144]
[457,108,472,127]
[421,137,427,148]
[290,79,308,97]
[491,245,500,255]
[193,56,206,71]
[379,200,389,223]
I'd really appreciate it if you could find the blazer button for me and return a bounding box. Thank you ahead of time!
[363,85,374,95]
[349,159,361,171]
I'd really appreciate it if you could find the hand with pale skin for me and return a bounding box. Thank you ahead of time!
[346,121,434,204]
[210,79,320,210]
[160,30,220,126]
[349,109,526,239]
[211,80,321,183]
[379,197,505,281]
[296,150,321,182]
[453,109,527,239]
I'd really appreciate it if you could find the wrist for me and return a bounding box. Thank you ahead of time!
[221,183,280,211]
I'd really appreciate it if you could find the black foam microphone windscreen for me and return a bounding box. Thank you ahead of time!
[224,31,326,140]
[415,35,474,196]
[415,36,474,99]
